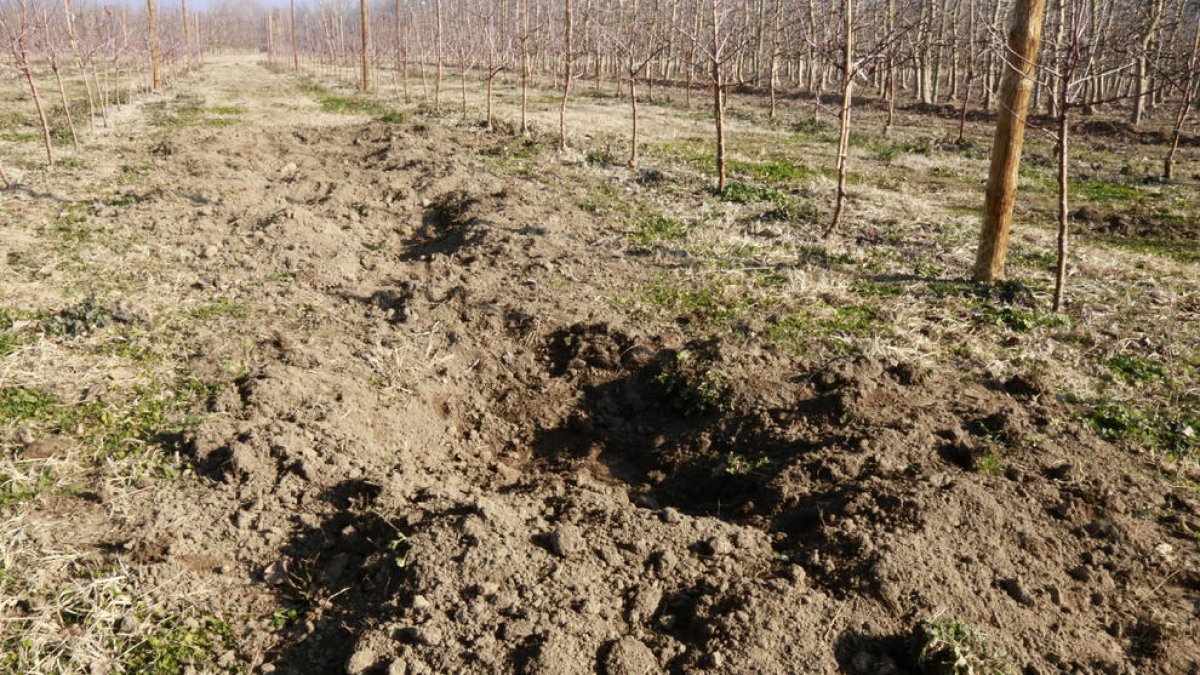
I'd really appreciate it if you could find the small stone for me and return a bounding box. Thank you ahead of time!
[1000,577,1036,607]
[1155,543,1175,561]
[549,525,585,558]
[704,535,735,557]
[347,648,376,675]
[602,637,661,675]
[411,594,432,611]
[398,625,444,646]
[627,585,662,623]
[1045,461,1074,481]
[281,162,298,174]
[200,244,220,259]
[387,661,408,675]
[709,651,725,668]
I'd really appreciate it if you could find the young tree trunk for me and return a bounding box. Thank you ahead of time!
[487,72,497,130]
[1132,0,1165,127]
[15,23,54,168]
[982,0,1003,110]
[395,0,410,103]
[182,0,192,72]
[50,52,80,152]
[628,76,640,168]
[956,0,978,144]
[435,0,444,111]
[560,0,574,151]
[712,0,727,192]
[147,0,162,91]
[360,0,371,91]
[882,0,896,136]
[767,0,780,119]
[825,0,854,237]
[1164,16,1200,182]
[1053,109,1069,312]
[291,0,299,71]
[63,0,96,130]
[973,0,1048,283]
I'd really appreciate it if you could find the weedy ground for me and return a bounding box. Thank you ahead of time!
[0,57,1197,674]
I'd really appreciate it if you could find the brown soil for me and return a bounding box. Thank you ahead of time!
[3,58,1199,675]
[1072,205,1198,242]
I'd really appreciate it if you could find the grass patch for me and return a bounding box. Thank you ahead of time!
[1094,235,1200,264]
[971,303,1068,333]
[1103,355,1166,383]
[1082,399,1198,461]
[766,303,882,354]
[720,181,784,204]
[189,298,251,320]
[315,92,406,124]
[642,278,756,328]
[629,212,689,245]
[0,378,218,463]
[976,452,1006,476]
[1073,179,1147,205]
[727,158,827,184]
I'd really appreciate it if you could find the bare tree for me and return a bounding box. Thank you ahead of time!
[1165,12,1200,181]
[2,0,55,166]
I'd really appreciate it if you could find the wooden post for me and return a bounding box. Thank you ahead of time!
[972,0,1048,283]
[147,0,161,91]
[360,0,371,91]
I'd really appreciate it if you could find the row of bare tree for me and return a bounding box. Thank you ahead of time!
[0,0,217,173]
[3,0,1198,307]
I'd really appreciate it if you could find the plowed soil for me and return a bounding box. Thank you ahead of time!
[3,57,1199,675]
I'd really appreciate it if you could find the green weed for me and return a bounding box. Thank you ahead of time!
[971,304,1068,332]
[917,619,1014,675]
[720,181,784,204]
[655,350,730,416]
[1083,400,1198,460]
[629,213,689,245]
[1103,356,1166,383]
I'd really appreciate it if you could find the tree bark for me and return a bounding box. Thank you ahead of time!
[1165,16,1200,181]
[973,0,1048,283]
[360,0,371,91]
[147,0,162,91]
[560,0,574,151]
[826,0,854,237]
[291,0,299,71]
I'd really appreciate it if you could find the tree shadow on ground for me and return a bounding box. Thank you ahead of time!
[265,479,413,675]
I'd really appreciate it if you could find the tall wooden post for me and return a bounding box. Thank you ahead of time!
[147,0,162,91]
[360,0,371,91]
[972,0,1048,283]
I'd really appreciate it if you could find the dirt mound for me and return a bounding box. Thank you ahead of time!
[1073,205,1198,241]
